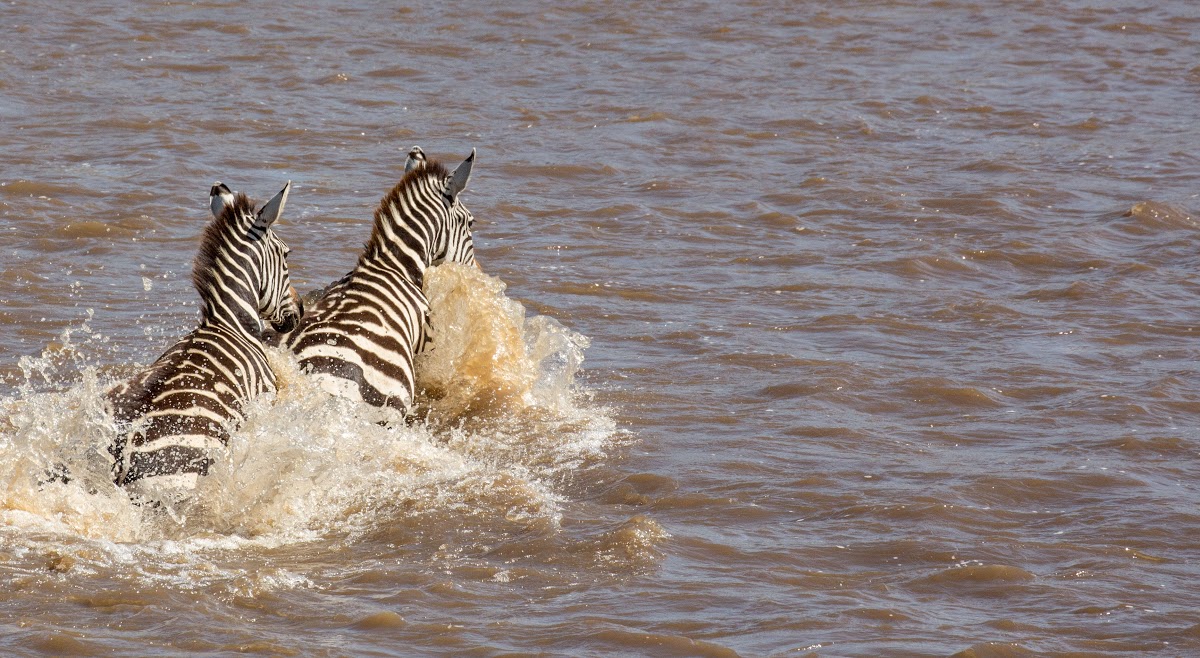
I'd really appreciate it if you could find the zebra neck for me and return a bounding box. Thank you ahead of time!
[361,240,429,285]
[198,279,264,340]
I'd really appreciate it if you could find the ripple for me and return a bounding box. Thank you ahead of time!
[921,563,1036,585]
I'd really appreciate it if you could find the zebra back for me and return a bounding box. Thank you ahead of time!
[106,182,300,496]
[279,149,478,413]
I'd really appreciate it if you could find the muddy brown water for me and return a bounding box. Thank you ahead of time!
[2,2,1199,656]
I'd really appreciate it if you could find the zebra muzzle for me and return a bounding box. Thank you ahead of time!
[270,287,303,333]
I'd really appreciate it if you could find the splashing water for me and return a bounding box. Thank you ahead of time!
[417,262,591,417]
[0,264,640,589]
[415,263,612,475]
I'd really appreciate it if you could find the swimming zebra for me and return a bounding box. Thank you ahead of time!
[270,148,477,414]
[105,182,301,496]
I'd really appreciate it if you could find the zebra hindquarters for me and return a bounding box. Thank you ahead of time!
[109,401,234,500]
[284,274,426,415]
[294,339,417,413]
[104,326,273,499]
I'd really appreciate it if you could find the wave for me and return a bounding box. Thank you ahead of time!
[0,264,630,568]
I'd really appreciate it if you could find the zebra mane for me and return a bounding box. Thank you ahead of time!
[192,191,254,300]
[361,160,450,267]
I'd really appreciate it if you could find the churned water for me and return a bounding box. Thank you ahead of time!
[2,1,1200,656]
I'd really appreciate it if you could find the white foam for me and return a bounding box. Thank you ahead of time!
[0,264,623,591]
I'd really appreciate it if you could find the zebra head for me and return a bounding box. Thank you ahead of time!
[428,148,477,267]
[399,145,475,266]
[204,181,303,335]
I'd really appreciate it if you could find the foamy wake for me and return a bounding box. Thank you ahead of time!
[0,264,632,584]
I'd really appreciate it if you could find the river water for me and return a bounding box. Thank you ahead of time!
[2,1,1199,656]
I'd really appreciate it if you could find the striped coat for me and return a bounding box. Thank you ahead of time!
[105,183,301,495]
[272,149,477,414]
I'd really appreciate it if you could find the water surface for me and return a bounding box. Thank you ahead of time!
[2,1,1200,656]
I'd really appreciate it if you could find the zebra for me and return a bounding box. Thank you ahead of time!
[104,182,302,497]
[268,148,477,415]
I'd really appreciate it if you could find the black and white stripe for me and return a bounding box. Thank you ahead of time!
[273,148,477,414]
[105,182,301,495]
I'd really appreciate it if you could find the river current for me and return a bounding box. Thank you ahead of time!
[2,2,1199,656]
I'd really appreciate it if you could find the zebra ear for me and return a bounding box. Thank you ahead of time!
[209,182,234,219]
[447,148,475,201]
[254,181,291,230]
[404,145,426,173]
